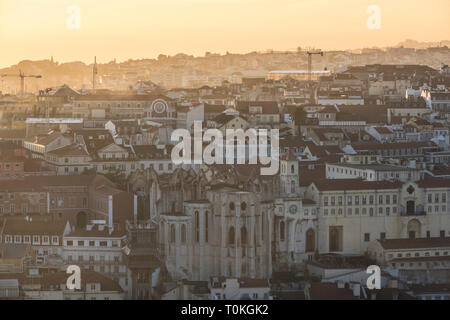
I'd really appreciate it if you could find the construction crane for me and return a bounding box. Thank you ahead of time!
[0,70,42,97]
[306,50,323,82]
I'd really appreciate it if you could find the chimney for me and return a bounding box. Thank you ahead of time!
[108,195,114,234]
[134,195,138,225]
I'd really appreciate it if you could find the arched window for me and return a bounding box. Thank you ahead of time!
[76,212,87,230]
[195,211,200,243]
[241,202,247,211]
[306,229,315,252]
[291,164,295,173]
[205,211,209,243]
[241,226,247,246]
[228,227,235,246]
[170,225,176,243]
[229,202,235,211]
[181,224,186,244]
[280,221,285,242]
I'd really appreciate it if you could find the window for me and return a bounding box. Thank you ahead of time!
[33,235,40,244]
[364,233,370,242]
[228,227,235,246]
[280,221,285,241]
[181,225,186,244]
[170,225,176,243]
[195,211,200,243]
[380,232,386,240]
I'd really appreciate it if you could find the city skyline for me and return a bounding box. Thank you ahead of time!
[0,0,449,68]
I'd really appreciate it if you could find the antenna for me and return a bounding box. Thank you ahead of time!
[93,56,98,94]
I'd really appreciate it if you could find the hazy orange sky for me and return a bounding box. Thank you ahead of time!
[0,0,449,68]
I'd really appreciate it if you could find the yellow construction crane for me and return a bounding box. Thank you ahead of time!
[1,69,42,97]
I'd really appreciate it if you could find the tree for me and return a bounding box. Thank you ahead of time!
[292,106,307,124]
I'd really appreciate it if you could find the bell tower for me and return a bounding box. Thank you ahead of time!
[280,149,299,197]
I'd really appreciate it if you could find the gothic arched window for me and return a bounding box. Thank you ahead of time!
[205,211,209,243]
[241,226,247,246]
[181,224,186,244]
[306,229,315,252]
[195,211,200,243]
[170,225,176,243]
[228,226,235,246]
[280,221,285,242]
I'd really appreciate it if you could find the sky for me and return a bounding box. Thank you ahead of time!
[0,0,449,68]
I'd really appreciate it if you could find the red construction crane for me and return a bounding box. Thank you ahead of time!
[1,69,42,97]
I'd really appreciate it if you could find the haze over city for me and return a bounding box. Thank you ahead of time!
[0,0,449,68]
[2,0,450,305]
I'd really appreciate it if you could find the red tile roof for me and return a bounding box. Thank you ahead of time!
[377,237,450,250]
[312,179,403,191]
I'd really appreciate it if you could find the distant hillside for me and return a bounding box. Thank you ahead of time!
[394,39,450,49]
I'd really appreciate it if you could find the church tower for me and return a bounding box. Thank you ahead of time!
[280,149,299,197]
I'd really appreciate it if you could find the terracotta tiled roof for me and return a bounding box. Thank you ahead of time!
[281,148,298,161]
[308,282,357,300]
[47,144,89,156]
[312,179,403,191]
[0,129,26,139]
[236,101,279,115]
[2,219,67,236]
[377,237,450,250]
